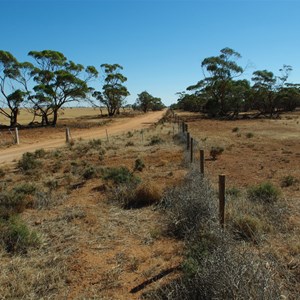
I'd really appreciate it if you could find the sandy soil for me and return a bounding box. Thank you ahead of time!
[0,110,166,165]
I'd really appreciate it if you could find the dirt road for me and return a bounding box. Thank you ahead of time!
[0,110,166,166]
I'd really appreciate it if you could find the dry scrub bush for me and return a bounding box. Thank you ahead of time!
[142,237,280,300]
[0,216,39,254]
[143,169,281,300]
[159,169,217,239]
[111,182,162,209]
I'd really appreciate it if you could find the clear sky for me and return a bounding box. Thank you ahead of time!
[1,0,300,106]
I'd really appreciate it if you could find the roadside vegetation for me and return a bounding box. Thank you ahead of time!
[0,109,299,299]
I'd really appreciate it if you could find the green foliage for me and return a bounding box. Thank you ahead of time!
[209,146,224,160]
[148,135,163,146]
[246,132,254,138]
[82,165,98,180]
[0,183,36,218]
[88,139,102,149]
[226,187,241,198]
[247,182,280,203]
[134,158,145,171]
[103,167,140,185]
[125,141,134,147]
[0,216,39,254]
[135,91,165,112]
[18,152,41,172]
[281,175,298,187]
[93,63,129,117]
[34,148,47,158]
[28,50,98,126]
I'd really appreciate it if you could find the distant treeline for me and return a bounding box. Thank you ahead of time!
[0,50,165,127]
[171,48,300,118]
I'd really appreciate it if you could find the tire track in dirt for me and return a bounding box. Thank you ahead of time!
[0,110,166,166]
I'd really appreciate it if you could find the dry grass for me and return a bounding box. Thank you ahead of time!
[0,109,299,299]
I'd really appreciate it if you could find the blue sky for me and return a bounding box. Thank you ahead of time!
[1,0,300,106]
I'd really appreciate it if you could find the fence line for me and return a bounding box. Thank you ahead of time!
[171,110,226,228]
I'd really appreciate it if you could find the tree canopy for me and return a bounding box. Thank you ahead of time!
[176,48,300,118]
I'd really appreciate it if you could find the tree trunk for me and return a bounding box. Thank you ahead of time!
[52,109,58,126]
[10,108,18,128]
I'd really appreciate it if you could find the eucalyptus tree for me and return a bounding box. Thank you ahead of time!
[135,91,164,112]
[93,64,129,117]
[187,47,244,117]
[251,65,293,117]
[0,51,33,127]
[28,50,98,126]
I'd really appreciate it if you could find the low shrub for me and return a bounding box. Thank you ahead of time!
[281,175,298,187]
[103,166,140,185]
[0,216,39,254]
[247,182,280,203]
[0,184,36,218]
[112,182,161,209]
[246,132,254,138]
[88,139,102,149]
[34,148,47,158]
[148,135,163,146]
[0,168,5,178]
[231,214,263,243]
[125,141,134,147]
[160,169,216,239]
[232,127,239,132]
[134,158,145,172]
[18,152,42,172]
[209,146,224,160]
[82,165,98,180]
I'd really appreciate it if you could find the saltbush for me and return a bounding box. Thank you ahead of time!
[247,182,280,203]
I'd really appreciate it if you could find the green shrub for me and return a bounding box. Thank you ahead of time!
[125,141,134,147]
[88,139,102,149]
[226,187,241,198]
[210,146,224,160]
[82,165,98,180]
[134,158,145,172]
[246,132,254,138]
[0,168,5,178]
[13,183,36,195]
[281,175,298,187]
[103,167,140,185]
[148,135,163,146]
[18,152,41,172]
[247,182,280,203]
[0,216,39,254]
[127,131,134,138]
[0,189,29,218]
[34,148,47,158]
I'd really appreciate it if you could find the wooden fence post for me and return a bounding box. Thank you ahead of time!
[65,127,70,143]
[14,127,20,145]
[190,137,194,163]
[186,132,190,150]
[219,174,226,228]
[200,149,204,175]
[105,128,109,142]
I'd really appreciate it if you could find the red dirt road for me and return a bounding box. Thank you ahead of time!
[0,110,166,166]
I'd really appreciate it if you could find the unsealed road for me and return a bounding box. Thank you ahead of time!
[0,110,166,166]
